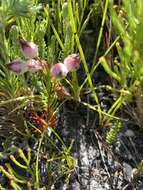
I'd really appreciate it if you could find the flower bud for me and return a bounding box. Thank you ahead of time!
[27,59,45,72]
[64,54,80,72]
[6,59,28,74]
[55,83,71,100]
[50,63,68,79]
[19,39,38,59]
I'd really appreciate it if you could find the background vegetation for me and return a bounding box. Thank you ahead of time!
[0,0,143,189]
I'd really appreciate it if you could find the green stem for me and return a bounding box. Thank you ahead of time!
[68,0,102,123]
[80,36,120,90]
[92,0,109,65]
[107,95,123,115]
[35,134,44,189]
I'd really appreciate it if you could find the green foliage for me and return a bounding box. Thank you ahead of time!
[0,0,41,17]
[0,1,94,188]
[0,148,33,188]
[0,132,76,189]
[106,121,121,144]
[108,0,143,86]
[97,0,143,126]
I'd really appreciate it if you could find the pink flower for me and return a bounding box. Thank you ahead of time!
[7,58,46,74]
[50,63,68,79]
[27,59,45,72]
[19,39,38,59]
[64,54,80,72]
[6,59,28,74]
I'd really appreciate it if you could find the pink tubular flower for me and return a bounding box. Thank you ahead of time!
[7,58,46,74]
[27,59,45,72]
[64,54,80,72]
[6,59,28,74]
[50,63,68,79]
[19,39,38,59]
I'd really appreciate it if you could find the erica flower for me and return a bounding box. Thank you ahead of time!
[19,39,38,59]
[27,59,46,72]
[50,63,68,79]
[7,58,46,74]
[6,59,28,74]
[64,54,80,72]
[55,82,71,100]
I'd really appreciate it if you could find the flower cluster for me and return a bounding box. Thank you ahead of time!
[7,39,80,78]
[7,39,45,74]
[50,54,80,79]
